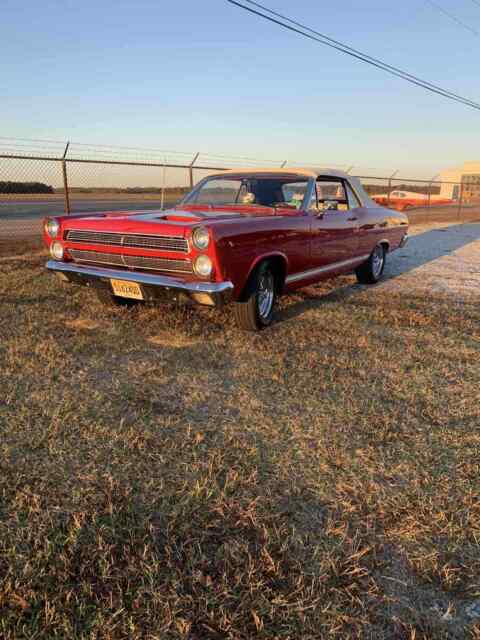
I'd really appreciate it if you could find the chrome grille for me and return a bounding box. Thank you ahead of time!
[69,249,193,274]
[65,230,188,253]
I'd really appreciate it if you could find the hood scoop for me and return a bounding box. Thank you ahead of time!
[161,212,206,222]
[127,209,207,223]
[132,209,243,223]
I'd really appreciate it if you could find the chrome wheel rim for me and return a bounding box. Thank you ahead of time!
[257,271,274,319]
[372,246,384,278]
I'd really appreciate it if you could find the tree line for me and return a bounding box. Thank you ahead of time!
[0,181,54,194]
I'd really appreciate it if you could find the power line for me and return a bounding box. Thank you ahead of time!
[424,0,478,36]
[237,0,478,107]
[229,0,480,109]
[226,0,480,111]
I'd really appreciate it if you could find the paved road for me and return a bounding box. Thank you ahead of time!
[0,198,177,238]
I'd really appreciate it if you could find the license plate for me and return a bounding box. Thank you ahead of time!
[110,279,144,300]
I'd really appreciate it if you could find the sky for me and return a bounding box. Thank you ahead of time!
[1,0,480,176]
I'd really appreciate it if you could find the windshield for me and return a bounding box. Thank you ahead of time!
[183,175,310,209]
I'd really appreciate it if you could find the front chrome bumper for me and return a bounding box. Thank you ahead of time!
[46,260,234,307]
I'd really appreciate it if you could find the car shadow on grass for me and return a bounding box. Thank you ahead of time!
[277,222,480,324]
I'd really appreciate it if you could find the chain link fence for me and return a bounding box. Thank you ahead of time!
[360,174,479,224]
[1,138,479,252]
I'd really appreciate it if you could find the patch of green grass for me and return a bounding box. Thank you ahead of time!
[0,253,479,639]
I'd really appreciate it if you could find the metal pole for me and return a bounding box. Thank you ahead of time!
[387,170,398,208]
[457,181,464,221]
[161,160,166,210]
[189,152,200,189]
[387,178,392,207]
[62,142,71,214]
[427,174,438,212]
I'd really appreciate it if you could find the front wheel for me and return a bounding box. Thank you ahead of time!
[233,262,277,331]
[355,245,386,284]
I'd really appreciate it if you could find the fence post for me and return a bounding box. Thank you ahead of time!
[161,160,167,210]
[189,152,200,189]
[387,170,398,208]
[62,142,71,214]
[427,174,438,212]
[457,181,464,221]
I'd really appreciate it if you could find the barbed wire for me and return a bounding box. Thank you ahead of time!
[0,136,448,180]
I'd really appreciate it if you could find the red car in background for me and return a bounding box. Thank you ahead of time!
[372,189,453,212]
[44,168,409,331]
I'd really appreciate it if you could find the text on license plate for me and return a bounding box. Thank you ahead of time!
[110,279,144,300]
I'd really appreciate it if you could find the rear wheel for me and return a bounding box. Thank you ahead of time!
[355,244,386,284]
[95,288,140,309]
[233,262,276,331]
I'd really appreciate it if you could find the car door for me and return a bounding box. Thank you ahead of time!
[308,177,360,272]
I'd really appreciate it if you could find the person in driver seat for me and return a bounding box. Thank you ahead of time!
[241,192,256,205]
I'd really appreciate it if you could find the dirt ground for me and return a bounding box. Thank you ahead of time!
[1,221,479,639]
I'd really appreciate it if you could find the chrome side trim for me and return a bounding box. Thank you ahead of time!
[46,260,233,295]
[285,254,370,284]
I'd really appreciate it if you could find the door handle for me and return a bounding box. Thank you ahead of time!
[347,216,358,221]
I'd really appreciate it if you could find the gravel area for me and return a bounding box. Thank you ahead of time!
[384,222,480,301]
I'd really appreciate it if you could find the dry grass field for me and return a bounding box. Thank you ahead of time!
[1,232,479,639]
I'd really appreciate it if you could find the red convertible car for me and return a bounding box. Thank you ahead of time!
[44,168,409,331]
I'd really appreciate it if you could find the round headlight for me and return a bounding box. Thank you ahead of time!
[50,241,64,261]
[192,226,210,250]
[45,218,60,238]
[194,255,213,277]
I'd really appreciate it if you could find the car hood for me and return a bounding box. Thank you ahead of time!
[60,205,282,235]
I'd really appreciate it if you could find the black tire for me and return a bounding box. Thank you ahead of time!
[233,262,277,331]
[95,288,140,309]
[355,244,386,285]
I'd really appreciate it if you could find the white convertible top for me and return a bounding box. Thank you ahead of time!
[215,167,377,208]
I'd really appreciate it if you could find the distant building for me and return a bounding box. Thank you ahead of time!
[440,162,480,202]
